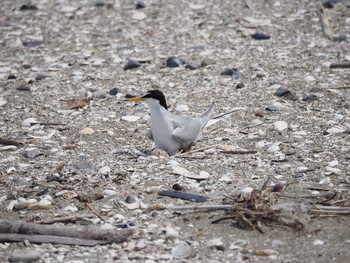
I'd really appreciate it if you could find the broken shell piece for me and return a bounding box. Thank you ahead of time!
[56,190,77,199]
[207,238,224,250]
[21,118,38,127]
[171,241,192,259]
[79,127,95,135]
[121,115,140,122]
[165,223,180,238]
[273,121,288,132]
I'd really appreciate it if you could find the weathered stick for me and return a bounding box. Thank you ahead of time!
[0,220,133,243]
[0,233,108,246]
[319,6,333,40]
[176,144,221,156]
[169,205,234,211]
[221,150,257,154]
[38,214,96,224]
[329,63,350,69]
[0,138,22,147]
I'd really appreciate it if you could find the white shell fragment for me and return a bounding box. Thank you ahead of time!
[171,242,192,259]
[121,115,140,122]
[99,166,111,176]
[273,121,288,132]
[21,118,38,127]
[175,104,189,112]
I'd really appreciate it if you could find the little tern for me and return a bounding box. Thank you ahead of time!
[127,90,215,155]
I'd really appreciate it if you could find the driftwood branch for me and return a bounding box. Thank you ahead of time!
[0,220,133,244]
[0,234,108,246]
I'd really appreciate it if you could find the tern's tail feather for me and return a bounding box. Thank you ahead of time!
[199,102,216,130]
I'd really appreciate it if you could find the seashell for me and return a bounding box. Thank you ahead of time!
[172,242,192,259]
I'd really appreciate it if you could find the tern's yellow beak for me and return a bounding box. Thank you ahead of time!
[127,96,144,102]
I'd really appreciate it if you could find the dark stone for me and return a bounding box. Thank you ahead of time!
[184,62,199,70]
[252,32,271,40]
[136,1,146,9]
[19,5,38,11]
[303,94,319,102]
[274,87,291,97]
[123,59,141,70]
[118,220,135,228]
[22,40,45,48]
[333,35,347,42]
[323,0,342,9]
[16,85,31,91]
[220,68,241,79]
[200,58,215,67]
[293,172,305,178]
[95,0,106,7]
[76,161,93,170]
[109,87,119,95]
[35,74,47,81]
[166,56,183,67]
[7,74,16,79]
[310,87,321,93]
[236,82,245,89]
[265,105,279,112]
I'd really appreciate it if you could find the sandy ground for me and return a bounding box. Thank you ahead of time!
[0,0,350,262]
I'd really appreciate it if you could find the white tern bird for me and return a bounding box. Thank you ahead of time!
[127,90,215,155]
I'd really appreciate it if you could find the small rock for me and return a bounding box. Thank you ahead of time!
[201,58,215,67]
[266,102,285,111]
[125,195,138,204]
[76,161,93,170]
[172,242,192,259]
[274,87,290,97]
[23,150,44,158]
[240,187,253,195]
[304,75,316,82]
[313,239,324,245]
[135,239,146,250]
[131,11,147,20]
[8,248,40,262]
[319,177,331,185]
[252,32,271,40]
[266,143,280,154]
[19,5,38,11]
[255,141,266,149]
[271,239,284,248]
[35,74,47,81]
[103,189,117,196]
[207,238,225,251]
[79,127,95,135]
[95,0,106,7]
[220,68,241,79]
[21,118,38,127]
[328,160,338,166]
[136,1,146,9]
[121,115,140,122]
[123,59,141,70]
[0,145,18,151]
[175,104,189,112]
[272,182,284,192]
[109,87,119,95]
[166,56,183,67]
[22,40,44,48]
[333,113,343,120]
[303,94,319,102]
[99,166,111,176]
[273,121,288,132]
[165,223,180,238]
[325,126,345,134]
[236,82,245,89]
[325,166,341,175]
